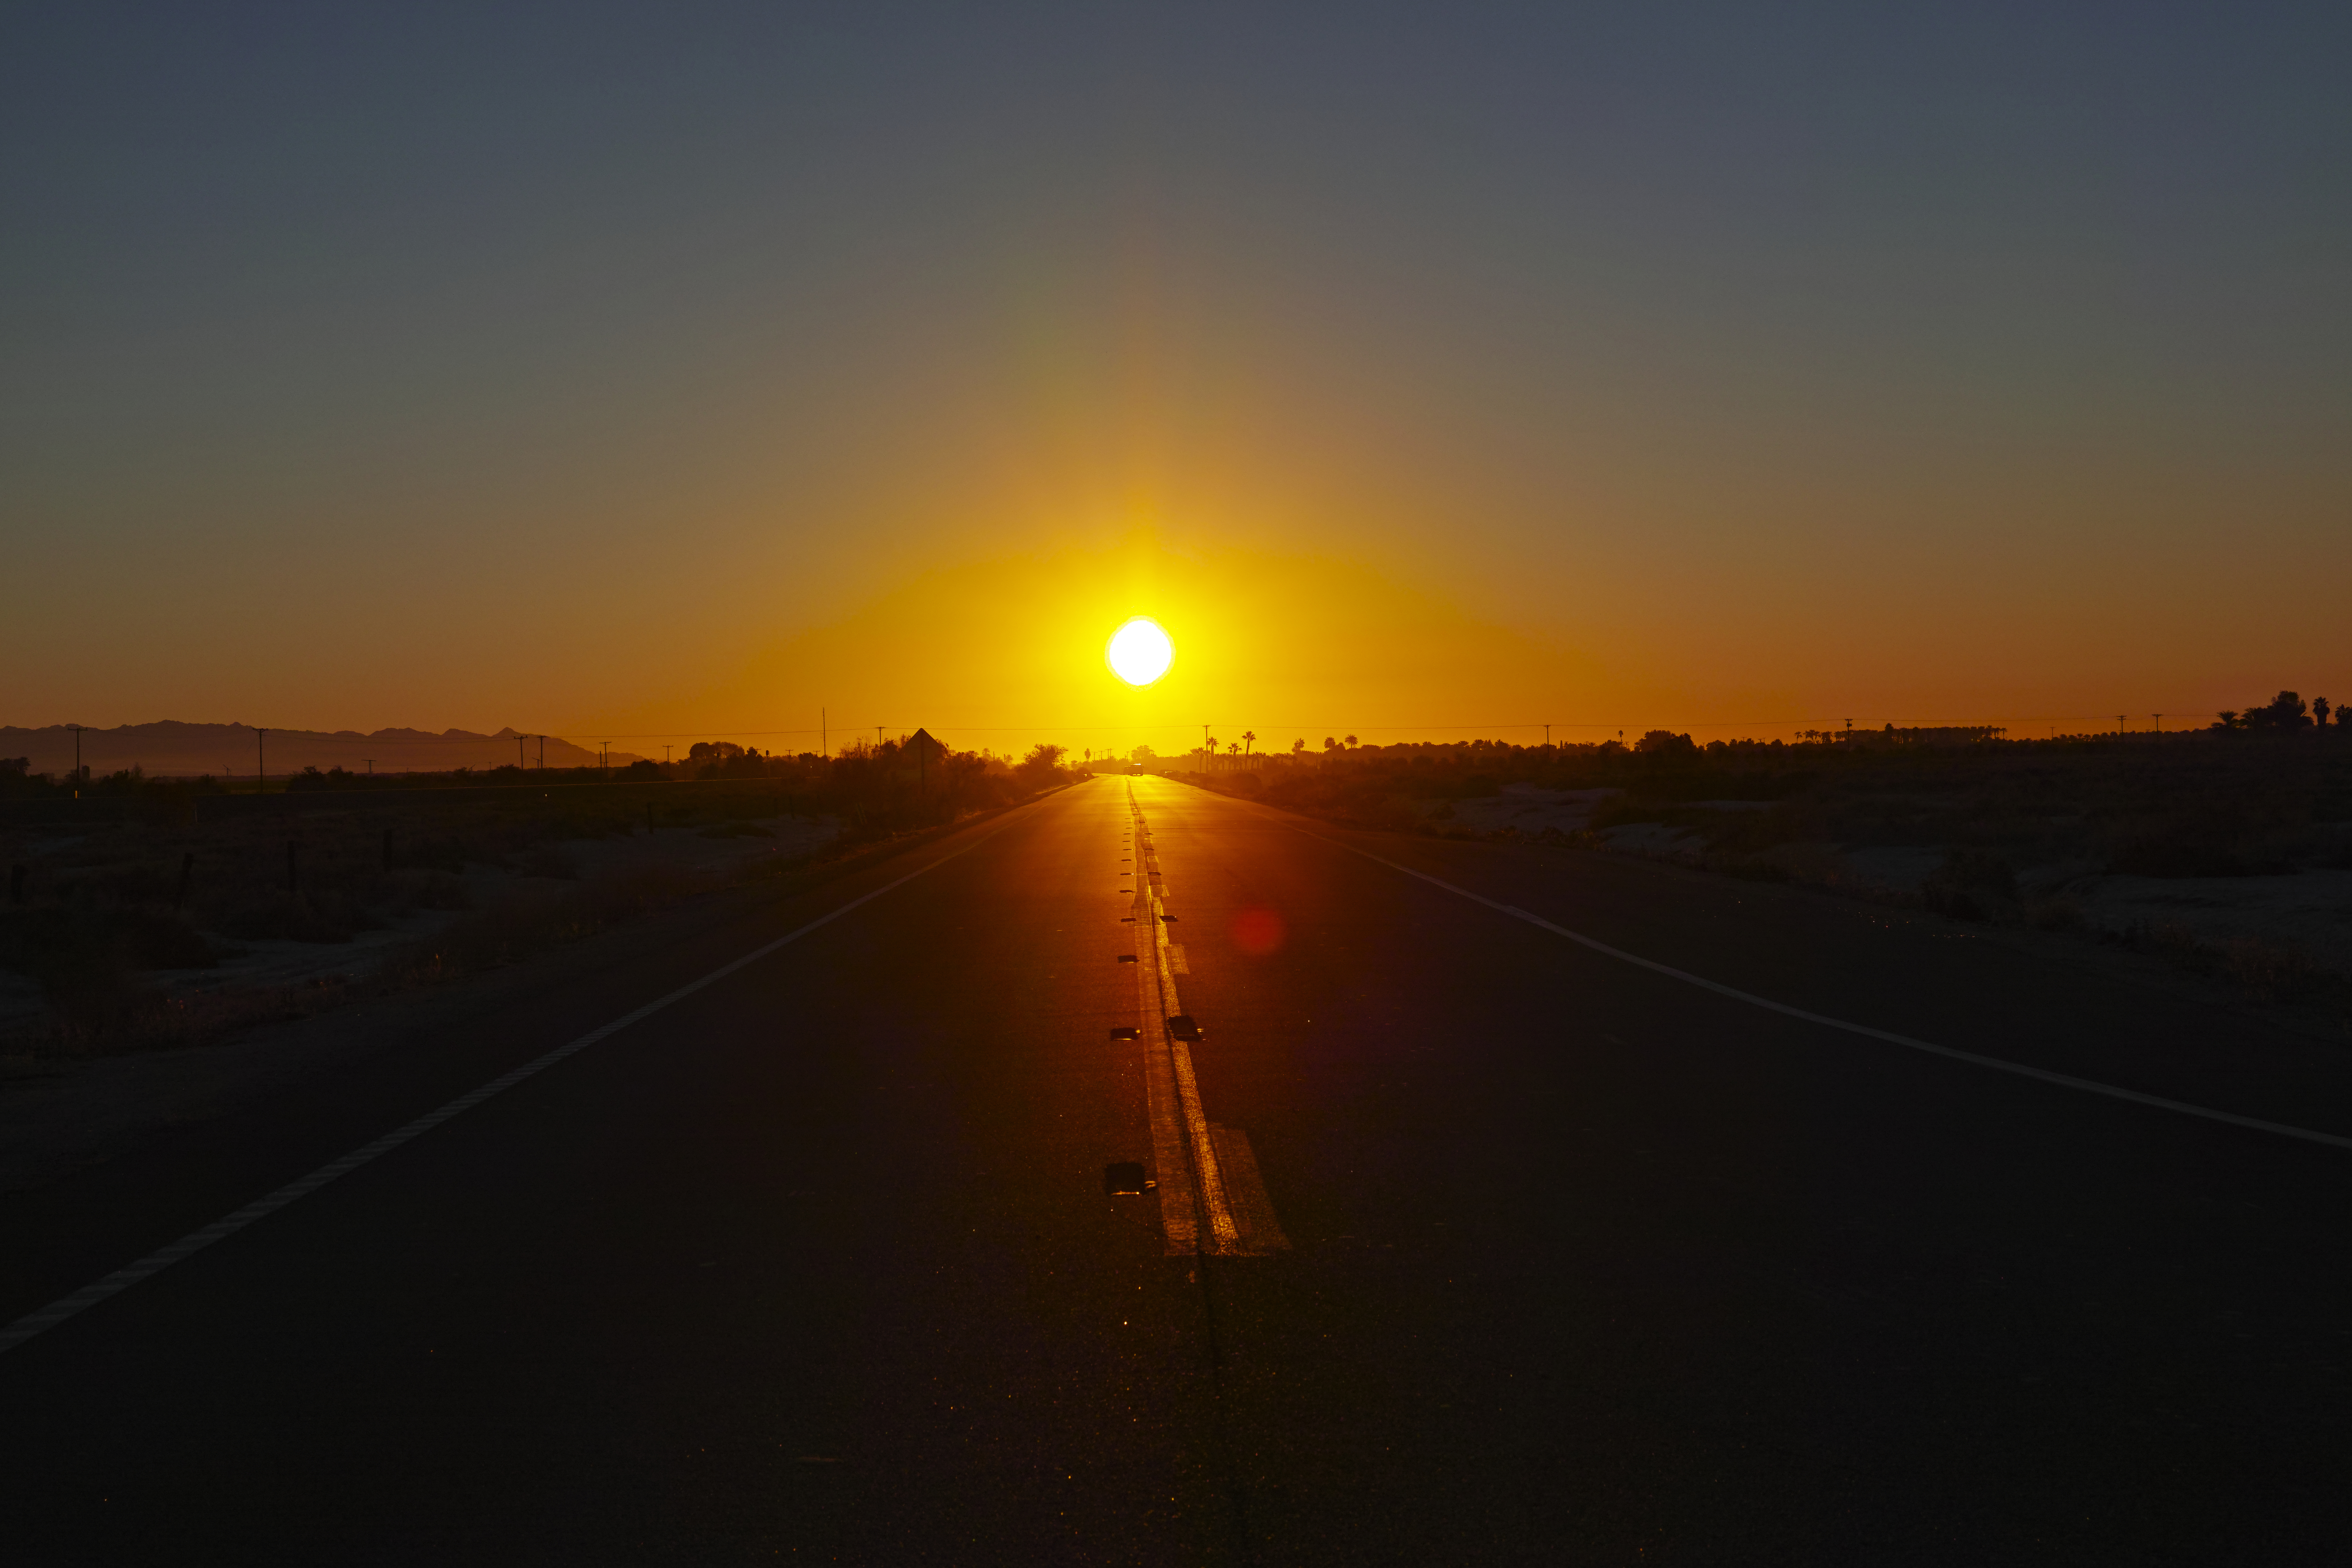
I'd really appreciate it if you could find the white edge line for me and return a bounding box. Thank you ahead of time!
[0,824,1009,1356]
[1314,833,2352,1155]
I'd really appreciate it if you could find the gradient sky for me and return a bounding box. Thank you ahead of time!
[4,3,2346,752]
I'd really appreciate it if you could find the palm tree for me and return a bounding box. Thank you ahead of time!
[1241,730,1256,759]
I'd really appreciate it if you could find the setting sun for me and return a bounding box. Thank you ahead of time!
[1105,617,1174,688]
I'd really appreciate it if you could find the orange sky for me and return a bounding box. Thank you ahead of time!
[4,11,2345,749]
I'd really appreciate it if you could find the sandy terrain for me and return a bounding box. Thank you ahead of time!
[0,812,836,1040]
[0,811,858,1193]
[1594,825,2352,977]
[1443,784,1619,834]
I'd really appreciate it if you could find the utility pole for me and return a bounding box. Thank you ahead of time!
[2154,714,2162,735]
[537,734,545,769]
[822,708,827,758]
[65,723,83,798]
[256,727,267,793]
[2117,714,2126,736]
[518,733,526,770]
[1544,723,1551,749]
[363,758,373,776]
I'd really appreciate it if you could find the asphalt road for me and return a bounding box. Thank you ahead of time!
[4,775,2349,1564]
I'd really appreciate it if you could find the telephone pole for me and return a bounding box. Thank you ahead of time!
[65,723,83,798]
[256,727,267,793]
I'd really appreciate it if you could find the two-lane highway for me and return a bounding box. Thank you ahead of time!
[5,775,2349,1563]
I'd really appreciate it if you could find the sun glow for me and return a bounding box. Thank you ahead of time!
[1106,617,1174,687]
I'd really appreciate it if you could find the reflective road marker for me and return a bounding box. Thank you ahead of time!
[1128,789,1288,1255]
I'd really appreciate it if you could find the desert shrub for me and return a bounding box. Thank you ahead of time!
[1015,743,1071,790]
[390,871,471,911]
[391,862,707,983]
[0,905,218,983]
[515,843,580,879]
[223,890,383,944]
[1590,797,1666,829]
[1701,804,1809,854]
[2105,838,2291,878]
[2219,936,2320,999]
[2025,893,2088,931]
[1922,849,2017,921]
[0,905,226,1048]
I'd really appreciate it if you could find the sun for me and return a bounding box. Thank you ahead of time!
[1105,617,1174,687]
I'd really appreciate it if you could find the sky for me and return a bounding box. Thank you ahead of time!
[3,3,2346,754]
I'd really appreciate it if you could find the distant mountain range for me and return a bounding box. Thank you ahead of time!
[0,722,642,779]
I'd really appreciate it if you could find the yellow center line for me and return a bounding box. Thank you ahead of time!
[1125,785,1287,1256]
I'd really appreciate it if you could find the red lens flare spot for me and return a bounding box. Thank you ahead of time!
[1231,906,1285,957]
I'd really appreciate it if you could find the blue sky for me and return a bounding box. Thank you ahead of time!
[4,4,2345,737]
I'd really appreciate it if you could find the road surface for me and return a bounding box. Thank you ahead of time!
[4,775,2348,1563]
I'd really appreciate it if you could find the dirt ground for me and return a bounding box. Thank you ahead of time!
[0,786,837,1051]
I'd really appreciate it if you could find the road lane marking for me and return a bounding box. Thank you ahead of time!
[1127,790,1287,1255]
[1132,803,1199,1254]
[1209,1127,1290,1252]
[1318,836,2352,1154]
[0,825,1012,1357]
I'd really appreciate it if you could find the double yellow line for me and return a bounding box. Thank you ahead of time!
[1126,787,1288,1257]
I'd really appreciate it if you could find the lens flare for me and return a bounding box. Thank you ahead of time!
[1105,617,1174,687]
[1231,906,1285,956]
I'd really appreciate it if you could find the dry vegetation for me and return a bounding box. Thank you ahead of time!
[0,738,1079,1057]
[1178,721,2352,1018]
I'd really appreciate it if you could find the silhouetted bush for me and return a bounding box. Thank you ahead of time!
[1923,849,2018,920]
[2214,691,2317,732]
[223,890,384,944]
[2105,839,2292,878]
